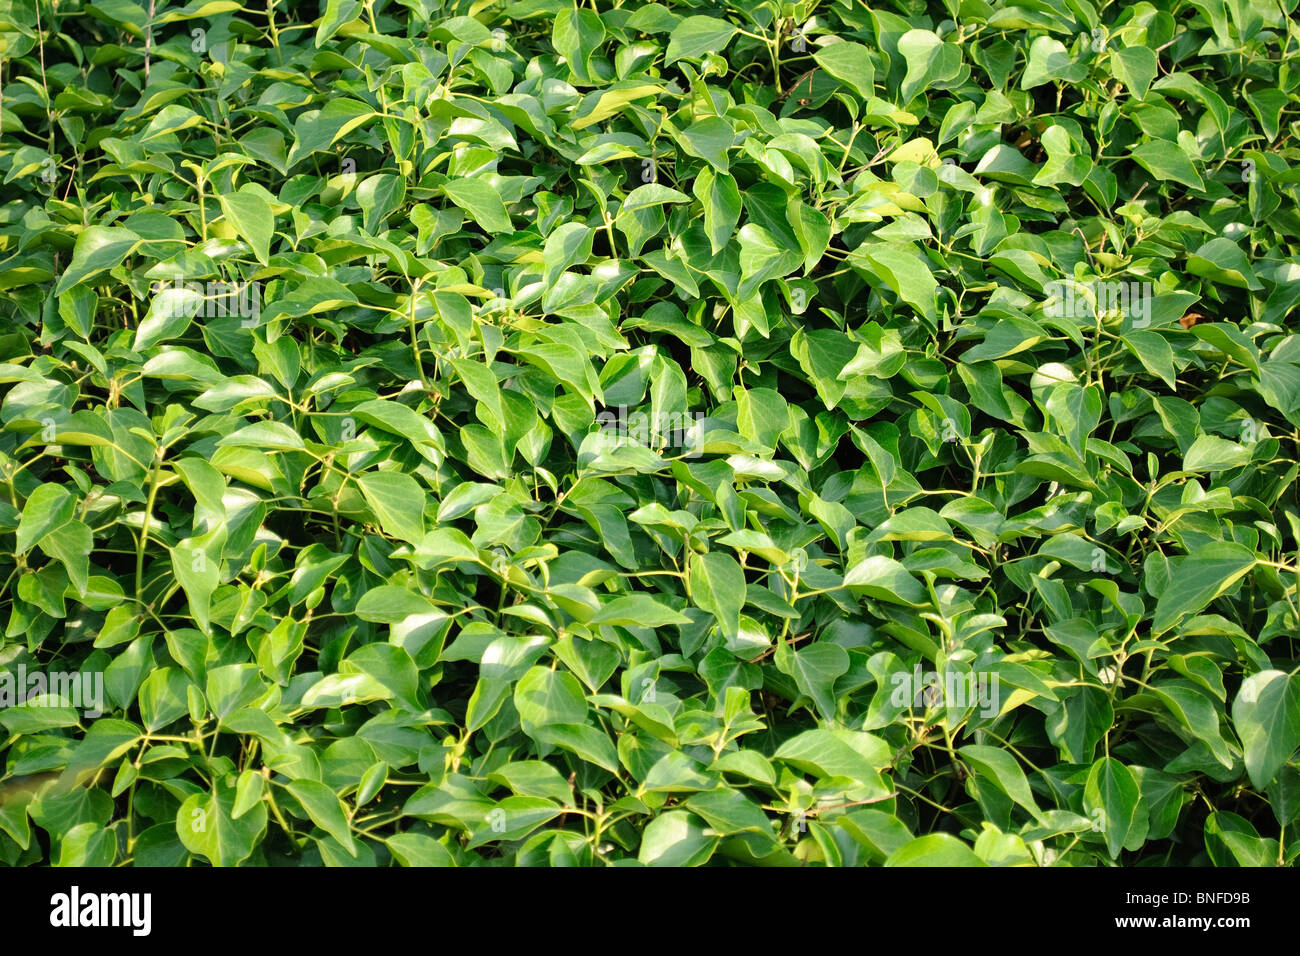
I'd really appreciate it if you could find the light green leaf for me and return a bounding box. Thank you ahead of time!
[689,551,746,637]
[287,779,356,856]
[357,471,427,545]
[1233,671,1300,790]
[217,186,275,266]
[176,783,268,866]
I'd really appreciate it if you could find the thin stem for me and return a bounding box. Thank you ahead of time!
[135,448,165,601]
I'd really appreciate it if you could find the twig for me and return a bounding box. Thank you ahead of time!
[748,631,812,663]
[145,0,155,81]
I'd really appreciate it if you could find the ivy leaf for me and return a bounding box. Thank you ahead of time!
[637,811,718,865]
[591,594,691,628]
[286,98,376,166]
[959,745,1046,824]
[813,42,875,98]
[689,551,746,637]
[666,16,737,64]
[843,555,926,605]
[286,779,357,856]
[357,472,427,545]
[54,226,141,294]
[442,179,512,233]
[1129,141,1205,191]
[781,643,850,722]
[176,783,268,866]
[1151,543,1256,635]
[884,834,985,866]
[1233,671,1300,790]
[1083,757,1147,859]
[217,186,275,266]
[514,666,589,730]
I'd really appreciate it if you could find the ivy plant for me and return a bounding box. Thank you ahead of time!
[0,0,1299,867]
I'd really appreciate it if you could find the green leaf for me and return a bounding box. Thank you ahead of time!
[1205,811,1276,867]
[514,666,588,730]
[689,551,746,637]
[55,226,141,295]
[783,643,850,722]
[1151,543,1256,635]
[693,168,743,256]
[1129,141,1205,191]
[56,823,117,866]
[676,116,734,173]
[286,779,356,856]
[1187,237,1262,290]
[218,420,306,451]
[853,243,938,325]
[638,811,719,865]
[217,186,275,266]
[666,16,737,64]
[1021,36,1087,90]
[959,744,1046,824]
[844,555,926,605]
[552,7,604,81]
[316,0,362,47]
[176,783,268,866]
[1083,757,1147,859]
[442,179,512,233]
[386,832,456,866]
[1233,671,1300,790]
[357,471,427,545]
[883,834,985,866]
[591,594,691,628]
[170,526,226,634]
[1183,434,1252,472]
[286,98,376,167]
[16,483,75,554]
[813,42,875,98]
[1110,46,1157,98]
[774,729,891,790]
[542,221,594,287]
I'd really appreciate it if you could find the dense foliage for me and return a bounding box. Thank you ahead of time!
[0,0,1298,867]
